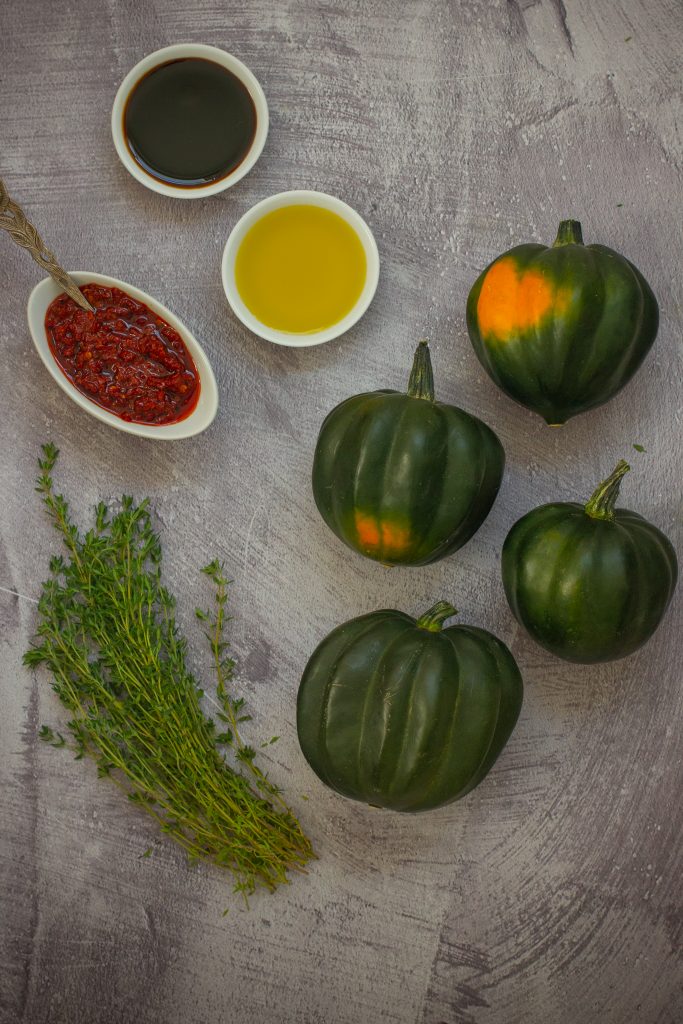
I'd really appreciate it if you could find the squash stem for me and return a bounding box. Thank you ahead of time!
[584,460,630,520]
[407,340,435,401]
[553,220,584,246]
[417,601,457,631]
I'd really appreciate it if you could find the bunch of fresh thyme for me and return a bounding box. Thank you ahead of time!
[24,444,314,900]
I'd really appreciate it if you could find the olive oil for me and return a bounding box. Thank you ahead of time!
[124,58,257,187]
[234,205,367,333]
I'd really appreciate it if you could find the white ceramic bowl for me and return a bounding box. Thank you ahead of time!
[111,43,269,199]
[221,190,380,347]
[27,272,219,440]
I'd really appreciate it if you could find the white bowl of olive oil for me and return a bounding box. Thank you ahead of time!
[221,190,380,347]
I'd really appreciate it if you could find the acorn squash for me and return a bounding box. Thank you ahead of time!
[296,602,523,811]
[312,341,504,566]
[502,461,678,662]
[466,221,659,424]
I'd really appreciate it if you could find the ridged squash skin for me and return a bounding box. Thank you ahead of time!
[312,341,504,566]
[296,603,523,812]
[502,462,678,663]
[466,220,659,425]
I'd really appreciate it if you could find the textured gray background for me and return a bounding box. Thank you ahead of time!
[1,1,681,1022]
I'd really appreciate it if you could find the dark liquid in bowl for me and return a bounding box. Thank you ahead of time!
[123,58,258,187]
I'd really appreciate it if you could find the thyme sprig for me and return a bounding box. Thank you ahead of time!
[24,444,314,900]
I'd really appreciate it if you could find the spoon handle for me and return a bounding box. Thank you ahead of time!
[0,178,94,313]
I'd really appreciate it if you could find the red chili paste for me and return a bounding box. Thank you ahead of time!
[45,284,200,425]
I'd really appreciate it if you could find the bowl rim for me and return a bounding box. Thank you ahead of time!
[111,43,269,199]
[221,189,380,347]
[27,272,219,440]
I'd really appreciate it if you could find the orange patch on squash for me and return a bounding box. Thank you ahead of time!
[354,512,410,553]
[380,522,411,550]
[477,257,567,340]
[355,513,381,547]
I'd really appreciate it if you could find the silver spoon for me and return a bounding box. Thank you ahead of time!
[0,177,94,312]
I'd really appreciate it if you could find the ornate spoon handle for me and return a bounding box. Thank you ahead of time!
[0,177,94,312]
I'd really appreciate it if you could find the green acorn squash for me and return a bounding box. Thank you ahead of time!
[502,461,678,663]
[296,602,523,812]
[466,221,659,425]
[312,341,504,566]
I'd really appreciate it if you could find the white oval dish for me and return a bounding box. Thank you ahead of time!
[111,43,269,199]
[221,190,380,347]
[27,272,219,440]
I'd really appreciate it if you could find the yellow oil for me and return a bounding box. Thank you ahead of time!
[234,204,367,334]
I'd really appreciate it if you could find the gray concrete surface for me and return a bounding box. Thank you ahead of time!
[1,1,681,1022]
